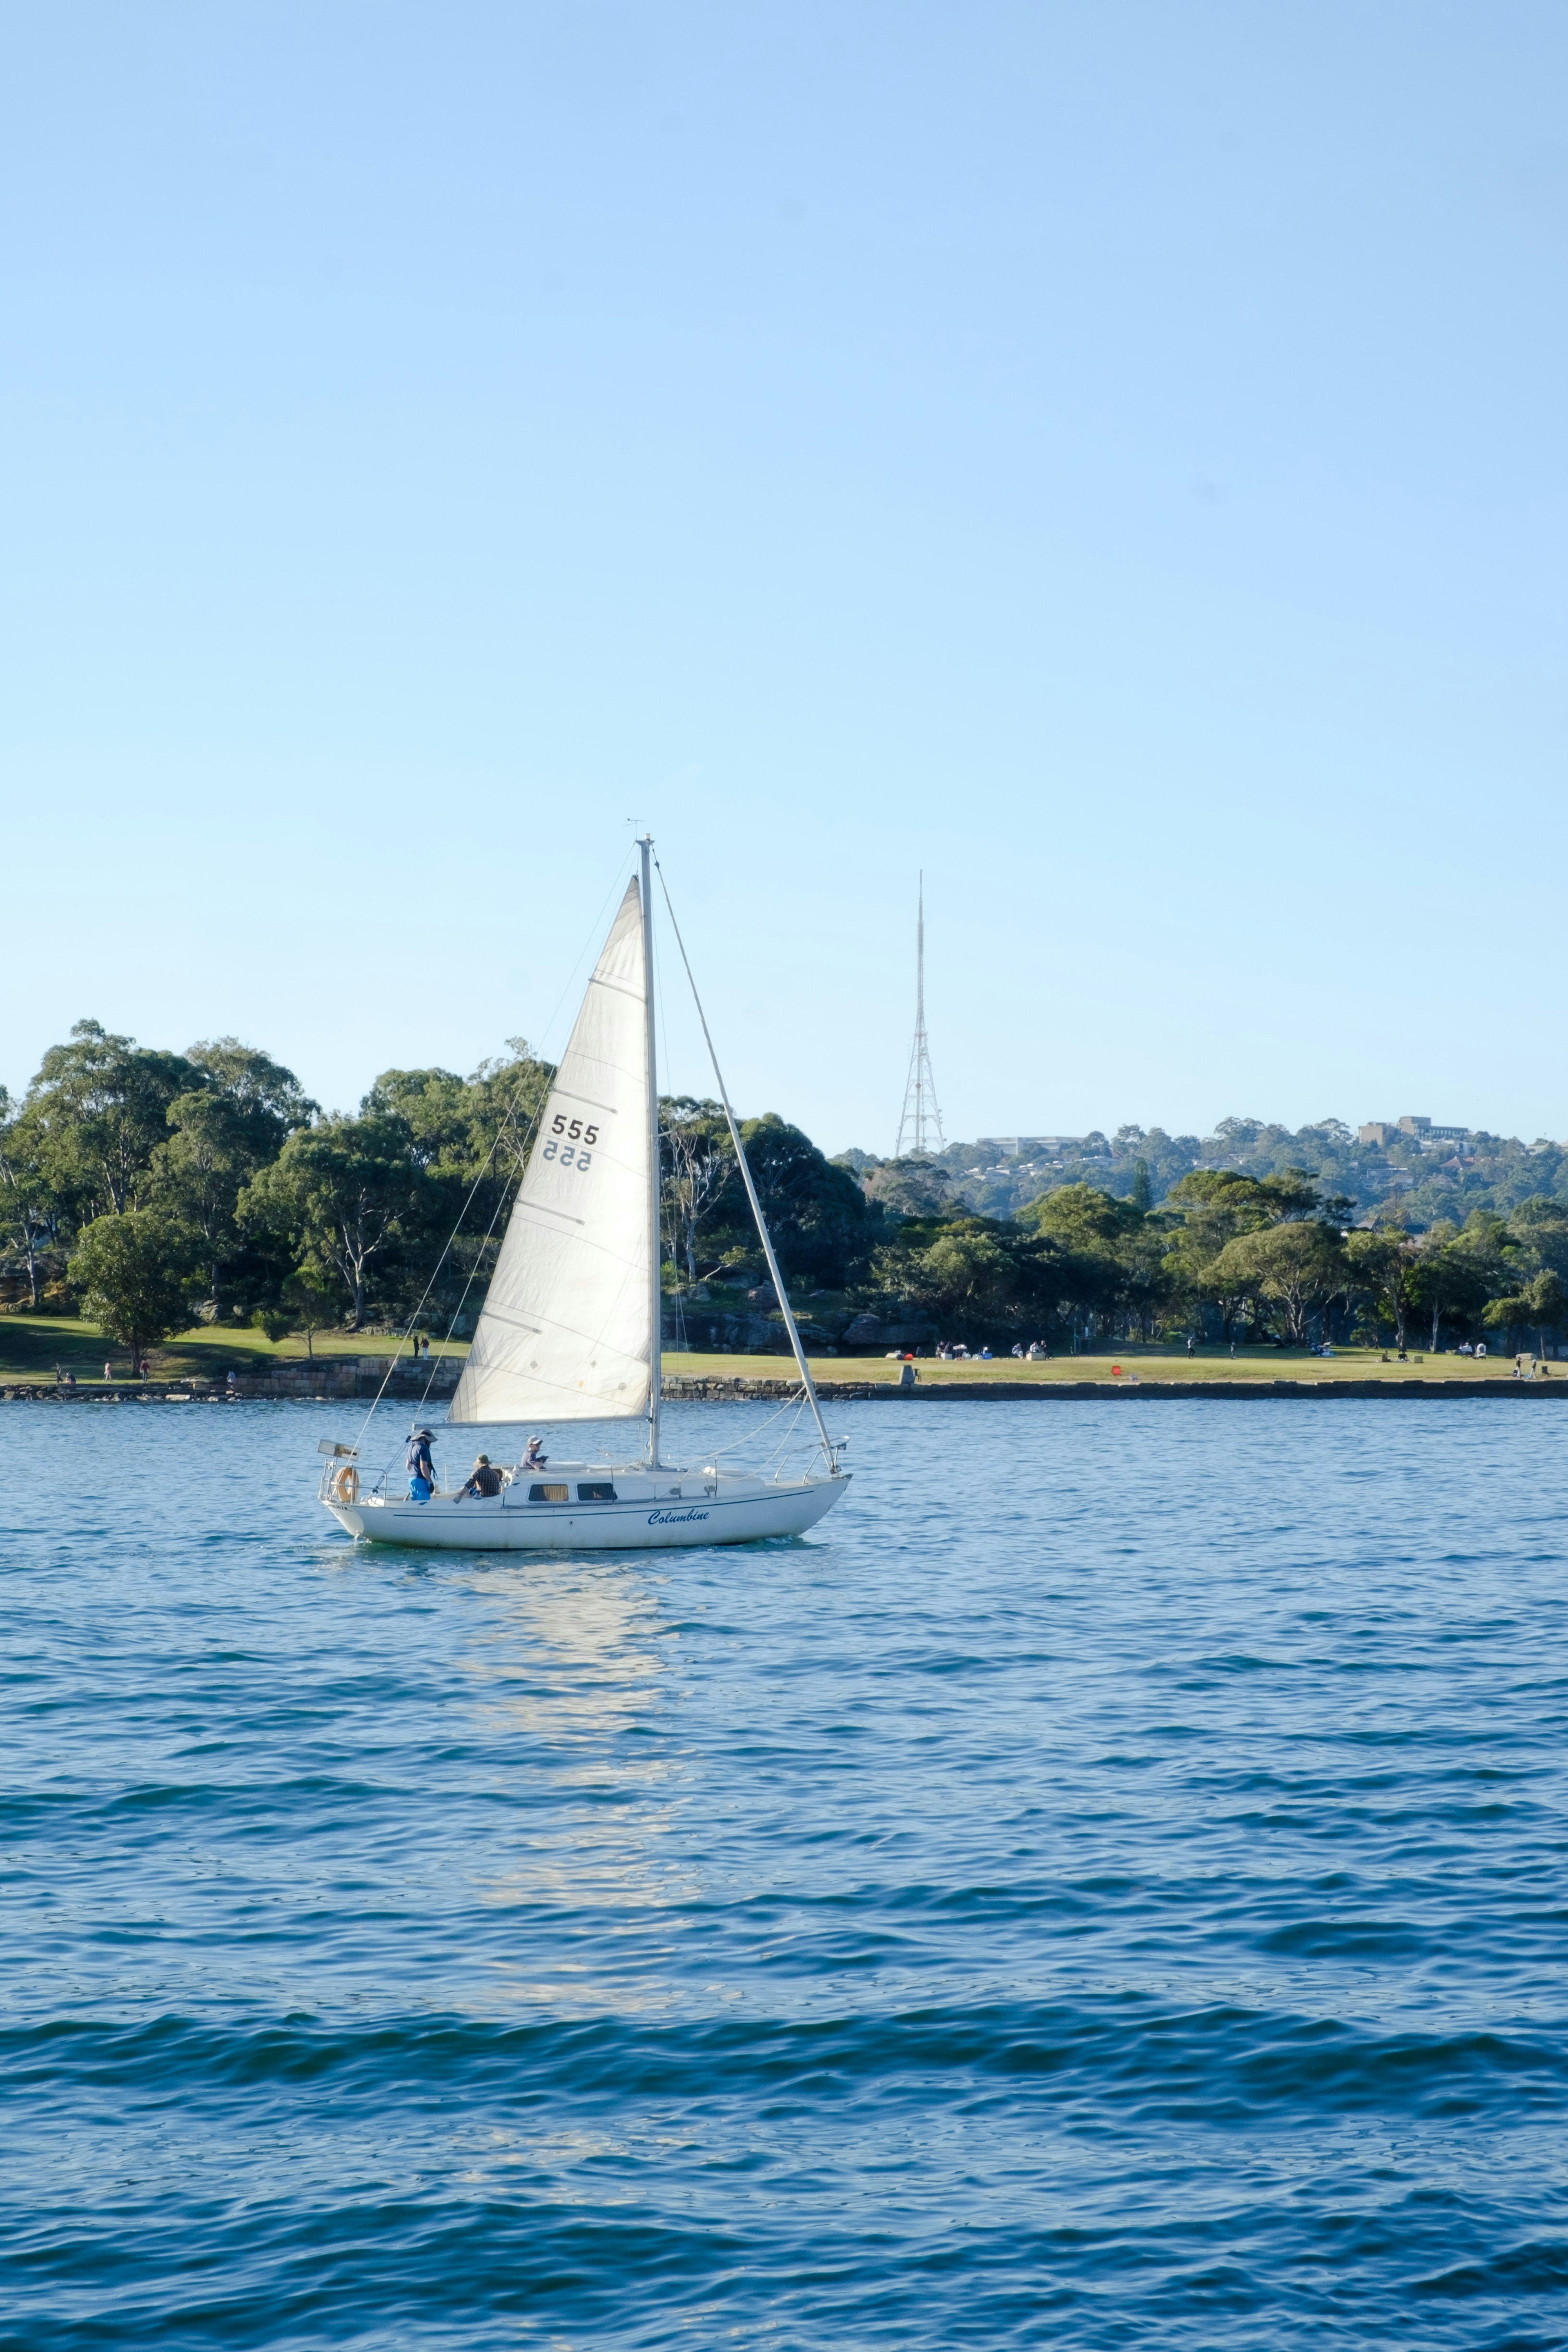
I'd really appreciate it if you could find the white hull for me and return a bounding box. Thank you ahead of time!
[323,1466,848,1551]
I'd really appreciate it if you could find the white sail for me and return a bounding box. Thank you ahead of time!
[448,878,653,1425]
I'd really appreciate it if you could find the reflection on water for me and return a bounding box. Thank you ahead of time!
[456,1557,669,1740]
[453,1558,704,1956]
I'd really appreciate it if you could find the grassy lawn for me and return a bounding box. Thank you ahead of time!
[0,1314,464,1383]
[2,1316,1546,1388]
[664,1346,1548,1385]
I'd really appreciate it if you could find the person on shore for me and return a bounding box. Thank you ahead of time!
[1186,1335,1196,1359]
[104,1361,113,1382]
[521,1435,548,1473]
[65,1369,76,1390]
[406,1428,436,1500]
[459,1453,502,1498]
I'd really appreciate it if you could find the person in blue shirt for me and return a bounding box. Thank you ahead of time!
[406,1428,436,1500]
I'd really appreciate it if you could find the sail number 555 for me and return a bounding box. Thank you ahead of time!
[542,1112,598,1173]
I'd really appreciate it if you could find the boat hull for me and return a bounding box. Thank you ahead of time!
[324,1475,848,1550]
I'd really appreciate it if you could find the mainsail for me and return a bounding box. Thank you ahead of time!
[448,878,653,1425]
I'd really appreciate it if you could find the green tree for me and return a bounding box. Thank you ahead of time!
[145,1042,313,1314]
[240,1115,423,1329]
[1129,1156,1153,1214]
[361,1045,555,1316]
[0,1087,64,1309]
[1345,1227,1423,1348]
[70,1211,202,1361]
[1159,1169,1337,1342]
[11,1021,202,1230]
[364,1042,553,1204]
[281,1271,341,1361]
[1484,1269,1568,1356]
[1506,1197,1568,1285]
[896,1219,1042,1324]
[701,1116,873,1289]
[1405,1220,1496,1350]
[1211,1221,1347,1345]
[660,1099,733,1285]
[1018,1183,1151,1342]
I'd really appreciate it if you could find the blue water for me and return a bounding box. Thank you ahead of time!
[4,1396,1567,2349]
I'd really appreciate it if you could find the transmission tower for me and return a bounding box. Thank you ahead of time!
[895,873,946,1159]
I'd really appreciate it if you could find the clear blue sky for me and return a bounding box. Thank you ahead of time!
[5,3,1566,1152]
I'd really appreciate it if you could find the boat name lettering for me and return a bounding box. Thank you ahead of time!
[648,1507,710,1527]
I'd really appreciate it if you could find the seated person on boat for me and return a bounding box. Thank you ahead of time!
[521,1435,548,1472]
[459,1454,503,1500]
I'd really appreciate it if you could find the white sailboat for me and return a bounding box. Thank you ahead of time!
[318,838,850,1550]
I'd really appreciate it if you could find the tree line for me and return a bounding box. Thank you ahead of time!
[862,1174,1568,1356]
[3,1021,1565,1359]
[657,1107,1568,1355]
[0,1024,871,1359]
[852,1116,1568,1229]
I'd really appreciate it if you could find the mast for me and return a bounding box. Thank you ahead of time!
[896,872,945,1158]
[639,835,662,1467]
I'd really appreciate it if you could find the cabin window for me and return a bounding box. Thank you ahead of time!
[528,1483,570,1503]
[577,1483,617,1502]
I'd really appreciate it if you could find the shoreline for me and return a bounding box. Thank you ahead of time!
[4,1373,1564,1405]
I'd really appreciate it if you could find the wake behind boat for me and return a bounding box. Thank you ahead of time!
[319,837,849,1550]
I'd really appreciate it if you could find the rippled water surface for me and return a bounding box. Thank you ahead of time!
[4,1394,1568,2348]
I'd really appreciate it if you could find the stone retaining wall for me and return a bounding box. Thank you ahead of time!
[660,1375,1568,1402]
[1,1358,463,1404]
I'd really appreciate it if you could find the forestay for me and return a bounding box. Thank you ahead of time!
[448,878,652,1425]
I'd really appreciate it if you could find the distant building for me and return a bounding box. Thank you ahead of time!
[977,1136,1080,1159]
[1359,1116,1470,1149]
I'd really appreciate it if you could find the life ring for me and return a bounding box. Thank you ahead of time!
[332,1464,359,1504]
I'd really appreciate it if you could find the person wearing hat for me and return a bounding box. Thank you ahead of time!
[521,1435,547,1472]
[405,1427,436,1500]
[459,1453,502,1501]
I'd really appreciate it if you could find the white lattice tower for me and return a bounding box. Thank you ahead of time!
[895,873,946,1159]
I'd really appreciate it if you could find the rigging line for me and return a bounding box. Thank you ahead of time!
[652,898,677,1312]
[704,1385,808,1462]
[351,1081,539,1457]
[652,857,838,1470]
[411,1096,545,1421]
